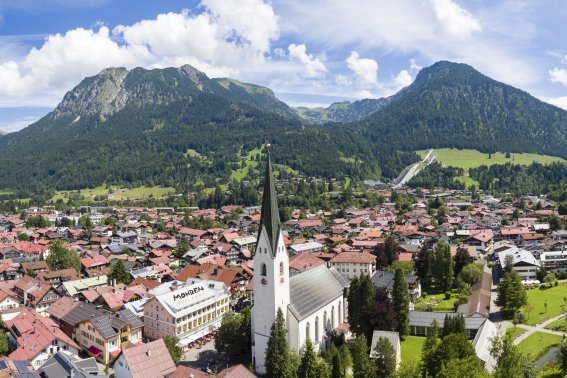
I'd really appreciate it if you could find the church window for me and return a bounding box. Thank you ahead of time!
[315,317,319,341]
[279,262,284,276]
[261,263,267,276]
[331,306,335,328]
[306,322,310,339]
[324,311,327,330]
[339,302,342,322]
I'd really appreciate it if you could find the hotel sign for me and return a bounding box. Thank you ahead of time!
[173,286,205,301]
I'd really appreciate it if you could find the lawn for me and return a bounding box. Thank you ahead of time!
[230,146,263,181]
[400,336,426,364]
[545,317,567,333]
[52,185,175,202]
[453,175,479,188]
[414,289,458,312]
[506,325,528,340]
[416,149,565,171]
[517,332,563,361]
[521,284,567,326]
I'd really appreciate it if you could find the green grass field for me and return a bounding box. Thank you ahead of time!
[545,317,567,333]
[506,325,528,340]
[517,332,563,361]
[454,175,479,188]
[52,185,175,202]
[521,284,567,326]
[416,149,565,171]
[414,289,458,312]
[400,336,426,364]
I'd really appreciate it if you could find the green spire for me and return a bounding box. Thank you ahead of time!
[258,149,281,257]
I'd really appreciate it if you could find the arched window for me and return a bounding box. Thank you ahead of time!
[261,263,267,276]
[279,262,284,276]
[315,317,319,341]
[306,322,310,340]
[323,311,327,331]
[331,306,335,328]
[338,301,342,323]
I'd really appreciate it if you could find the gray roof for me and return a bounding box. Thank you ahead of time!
[371,271,418,291]
[328,267,350,288]
[62,302,143,338]
[409,311,487,330]
[38,351,103,378]
[257,154,281,257]
[289,265,344,321]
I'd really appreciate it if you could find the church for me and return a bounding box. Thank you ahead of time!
[251,153,349,374]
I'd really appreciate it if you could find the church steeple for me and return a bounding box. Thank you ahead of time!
[258,148,281,257]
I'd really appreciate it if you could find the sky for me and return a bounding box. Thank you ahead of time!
[1,0,567,133]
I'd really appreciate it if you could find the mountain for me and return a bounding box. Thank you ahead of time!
[0,65,381,193]
[1,60,567,195]
[294,98,391,124]
[351,61,567,158]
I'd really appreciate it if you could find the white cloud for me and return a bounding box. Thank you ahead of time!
[549,67,567,88]
[0,116,41,133]
[394,69,412,88]
[287,43,326,78]
[430,0,481,39]
[0,0,280,106]
[346,51,378,87]
[334,74,352,87]
[543,97,567,111]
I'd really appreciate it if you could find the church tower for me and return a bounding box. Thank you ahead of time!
[251,151,290,375]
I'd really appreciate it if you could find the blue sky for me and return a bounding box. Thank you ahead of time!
[1,0,567,132]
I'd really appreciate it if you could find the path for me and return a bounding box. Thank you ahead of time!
[392,149,436,189]
[512,313,567,345]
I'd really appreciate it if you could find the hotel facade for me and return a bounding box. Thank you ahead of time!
[143,279,231,347]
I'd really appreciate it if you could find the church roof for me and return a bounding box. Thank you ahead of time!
[289,265,344,321]
[258,152,281,257]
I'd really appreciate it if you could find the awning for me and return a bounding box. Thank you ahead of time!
[87,346,103,357]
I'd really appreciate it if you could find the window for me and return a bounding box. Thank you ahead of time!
[279,262,284,276]
[261,263,267,276]
[315,317,319,341]
[323,311,327,331]
[338,301,342,323]
[331,306,335,328]
[306,322,310,339]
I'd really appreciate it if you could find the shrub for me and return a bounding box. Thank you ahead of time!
[444,291,451,300]
[487,262,494,268]
[422,292,427,298]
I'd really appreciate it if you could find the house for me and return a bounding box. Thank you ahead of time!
[369,330,401,369]
[496,247,540,281]
[408,311,489,339]
[0,284,20,311]
[0,358,40,377]
[61,276,108,298]
[114,339,176,378]
[0,261,22,281]
[288,253,327,274]
[371,271,422,302]
[12,276,62,315]
[329,252,376,281]
[5,308,80,369]
[57,302,144,364]
[289,242,324,255]
[540,250,567,273]
[37,268,80,286]
[457,271,492,318]
[38,350,104,378]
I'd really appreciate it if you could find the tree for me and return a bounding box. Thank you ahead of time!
[549,214,562,231]
[430,333,475,377]
[490,333,535,378]
[454,247,470,276]
[0,330,8,357]
[360,288,397,342]
[438,355,488,378]
[266,308,289,378]
[430,240,455,291]
[163,335,183,364]
[495,270,527,317]
[332,353,345,378]
[413,244,431,285]
[46,240,81,273]
[374,336,397,378]
[392,268,409,340]
[339,343,353,373]
[458,263,483,285]
[375,236,400,270]
[348,273,376,337]
[107,259,132,285]
[176,236,189,258]
[299,338,319,378]
[215,311,249,359]
[558,341,567,376]
[422,320,440,377]
[543,272,557,287]
[352,335,375,378]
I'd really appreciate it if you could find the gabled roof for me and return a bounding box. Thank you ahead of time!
[121,339,176,378]
[288,265,344,321]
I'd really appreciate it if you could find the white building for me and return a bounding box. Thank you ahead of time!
[143,279,230,347]
[540,250,567,272]
[329,251,376,280]
[497,246,540,281]
[251,156,348,374]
